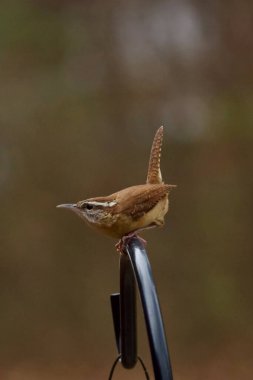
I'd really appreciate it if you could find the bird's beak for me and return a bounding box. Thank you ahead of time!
[56,203,77,210]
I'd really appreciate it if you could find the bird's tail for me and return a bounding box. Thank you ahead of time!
[146,126,164,184]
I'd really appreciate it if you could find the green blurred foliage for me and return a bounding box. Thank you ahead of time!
[0,0,253,379]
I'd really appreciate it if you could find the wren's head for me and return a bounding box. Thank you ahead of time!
[57,199,117,226]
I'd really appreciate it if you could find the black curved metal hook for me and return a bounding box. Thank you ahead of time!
[110,237,173,380]
[108,355,150,380]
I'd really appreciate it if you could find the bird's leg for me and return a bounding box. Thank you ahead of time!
[115,223,159,253]
[115,231,147,253]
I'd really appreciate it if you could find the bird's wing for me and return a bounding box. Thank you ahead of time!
[116,184,170,220]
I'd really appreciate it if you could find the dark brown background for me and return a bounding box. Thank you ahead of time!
[1,0,253,379]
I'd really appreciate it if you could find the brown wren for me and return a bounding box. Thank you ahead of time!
[57,126,176,252]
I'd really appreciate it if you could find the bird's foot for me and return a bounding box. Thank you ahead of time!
[115,233,147,253]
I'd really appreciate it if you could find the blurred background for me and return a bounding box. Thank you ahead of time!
[1,0,253,379]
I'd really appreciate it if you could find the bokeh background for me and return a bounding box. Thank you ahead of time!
[1,0,253,379]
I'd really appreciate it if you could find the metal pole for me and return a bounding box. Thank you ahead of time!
[125,237,173,380]
[110,237,173,379]
[119,252,137,368]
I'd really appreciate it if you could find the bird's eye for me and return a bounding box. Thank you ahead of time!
[86,204,93,210]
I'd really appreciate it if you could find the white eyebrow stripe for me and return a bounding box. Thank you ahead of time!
[87,200,117,207]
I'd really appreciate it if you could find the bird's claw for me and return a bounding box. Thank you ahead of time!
[115,233,147,253]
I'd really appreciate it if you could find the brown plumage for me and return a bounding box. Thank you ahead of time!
[146,125,164,184]
[57,126,176,249]
[115,183,170,220]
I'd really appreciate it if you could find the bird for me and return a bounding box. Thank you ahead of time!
[57,126,176,252]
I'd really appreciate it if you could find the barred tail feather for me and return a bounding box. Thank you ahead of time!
[146,126,164,184]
